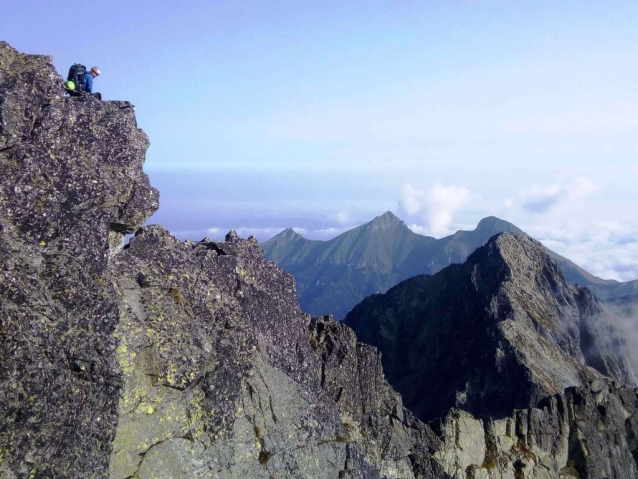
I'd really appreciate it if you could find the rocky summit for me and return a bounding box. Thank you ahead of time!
[1,42,637,479]
[345,233,638,422]
[0,41,158,477]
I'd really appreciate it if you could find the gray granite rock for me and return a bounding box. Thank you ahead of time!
[108,226,447,478]
[430,380,638,478]
[0,41,158,478]
[0,42,443,479]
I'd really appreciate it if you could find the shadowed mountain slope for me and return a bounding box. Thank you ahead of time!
[345,233,638,422]
[263,213,632,319]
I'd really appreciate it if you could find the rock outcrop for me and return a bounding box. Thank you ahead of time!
[431,380,638,478]
[2,42,636,479]
[108,227,446,478]
[0,41,158,477]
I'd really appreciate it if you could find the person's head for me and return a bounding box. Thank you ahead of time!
[90,66,101,78]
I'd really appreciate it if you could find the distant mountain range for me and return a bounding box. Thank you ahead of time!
[262,212,638,319]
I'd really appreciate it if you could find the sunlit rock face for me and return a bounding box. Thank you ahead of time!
[0,41,158,477]
[108,227,447,479]
[430,381,638,478]
[1,42,636,479]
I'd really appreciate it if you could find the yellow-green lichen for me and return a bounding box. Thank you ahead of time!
[168,287,184,304]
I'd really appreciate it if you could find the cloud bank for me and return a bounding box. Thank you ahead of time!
[604,299,638,385]
[400,183,472,237]
[500,177,637,282]
[528,221,638,282]
[172,225,352,242]
[517,178,599,214]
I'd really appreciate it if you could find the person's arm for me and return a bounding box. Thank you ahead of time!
[85,74,93,93]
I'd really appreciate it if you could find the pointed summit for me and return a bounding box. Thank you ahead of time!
[475,216,523,234]
[263,212,635,321]
[278,227,304,240]
[372,211,403,224]
[365,211,409,231]
[261,227,315,265]
[264,227,306,245]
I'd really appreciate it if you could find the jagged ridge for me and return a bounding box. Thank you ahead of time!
[263,213,636,320]
[0,41,445,479]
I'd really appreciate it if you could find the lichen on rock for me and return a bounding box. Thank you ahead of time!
[0,42,443,478]
[107,226,446,478]
[0,41,157,477]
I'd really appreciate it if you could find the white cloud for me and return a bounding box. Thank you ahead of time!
[205,227,222,236]
[407,223,430,236]
[334,211,352,225]
[570,178,599,199]
[401,183,425,216]
[501,177,638,282]
[292,226,350,240]
[604,301,638,384]
[517,178,599,214]
[400,183,472,237]
[172,226,285,242]
[526,221,638,282]
[169,227,222,240]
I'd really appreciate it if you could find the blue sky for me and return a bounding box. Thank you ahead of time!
[5,1,638,280]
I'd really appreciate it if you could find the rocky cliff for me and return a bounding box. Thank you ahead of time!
[0,41,158,477]
[1,42,637,479]
[430,379,638,478]
[107,227,450,479]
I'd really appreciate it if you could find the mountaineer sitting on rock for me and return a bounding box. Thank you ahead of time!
[83,65,101,98]
[64,64,102,100]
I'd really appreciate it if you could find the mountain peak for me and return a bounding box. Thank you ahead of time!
[367,211,407,229]
[281,227,303,238]
[481,231,542,259]
[475,216,523,234]
[346,230,636,422]
[269,227,304,242]
[468,232,564,285]
[376,210,401,221]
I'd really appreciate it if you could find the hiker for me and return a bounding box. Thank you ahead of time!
[83,66,101,99]
[65,64,102,100]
